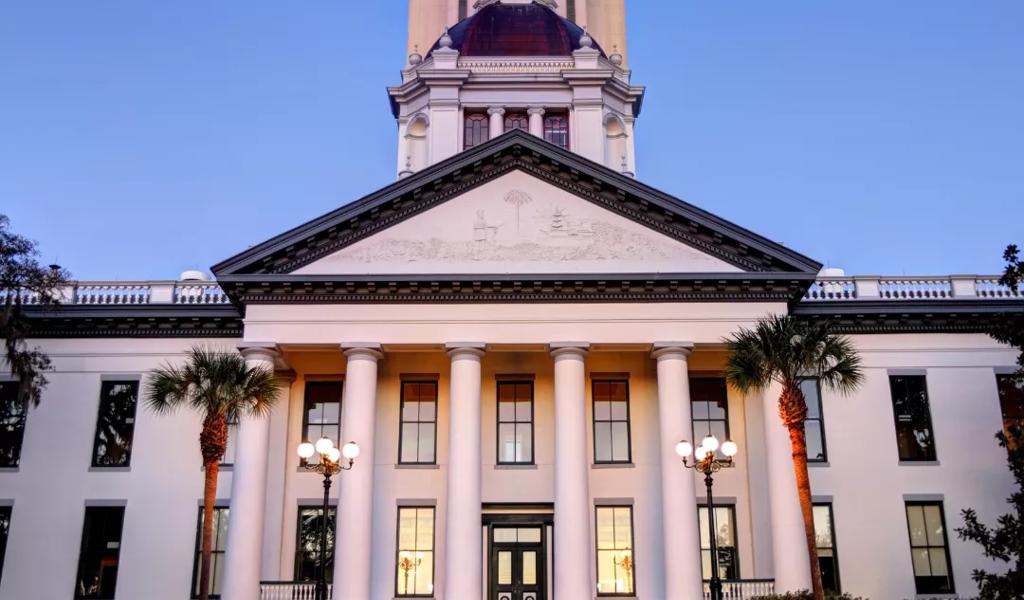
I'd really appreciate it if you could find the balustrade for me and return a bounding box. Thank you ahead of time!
[703,578,775,599]
[259,581,330,600]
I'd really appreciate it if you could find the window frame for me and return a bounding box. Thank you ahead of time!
[904,501,956,595]
[90,380,140,469]
[394,506,437,598]
[801,378,828,463]
[591,379,632,464]
[889,375,938,462]
[996,374,1024,451]
[690,377,731,450]
[301,380,344,465]
[496,380,536,466]
[74,505,125,600]
[542,112,570,150]
[812,502,841,593]
[0,381,26,468]
[294,505,337,584]
[698,504,740,582]
[190,505,229,599]
[0,505,10,586]
[503,112,529,133]
[463,112,489,150]
[594,505,637,597]
[398,380,439,465]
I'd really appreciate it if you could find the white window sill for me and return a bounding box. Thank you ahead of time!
[89,466,131,473]
[807,461,830,468]
[899,460,941,467]
[0,467,19,473]
[592,462,635,469]
[495,464,538,470]
[395,464,440,470]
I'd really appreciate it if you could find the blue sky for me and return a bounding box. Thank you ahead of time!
[1,1,1021,279]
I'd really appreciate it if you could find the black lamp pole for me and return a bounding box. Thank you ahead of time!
[677,439,737,600]
[299,442,356,600]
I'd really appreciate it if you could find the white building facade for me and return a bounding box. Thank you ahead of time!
[1,2,1022,600]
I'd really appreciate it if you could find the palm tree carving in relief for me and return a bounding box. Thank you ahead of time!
[145,347,280,600]
[725,315,863,600]
[504,190,532,235]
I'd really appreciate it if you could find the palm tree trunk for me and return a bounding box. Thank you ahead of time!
[780,383,825,600]
[198,413,228,600]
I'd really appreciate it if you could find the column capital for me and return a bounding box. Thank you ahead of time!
[550,342,589,359]
[273,369,297,385]
[487,106,506,116]
[341,343,383,361]
[651,341,694,360]
[238,342,279,363]
[527,106,546,116]
[446,342,486,360]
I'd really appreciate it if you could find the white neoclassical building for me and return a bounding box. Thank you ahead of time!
[1,2,1022,600]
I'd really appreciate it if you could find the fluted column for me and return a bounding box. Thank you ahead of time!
[332,344,383,600]
[444,343,486,600]
[528,107,545,137]
[761,383,813,591]
[488,106,505,139]
[652,343,704,600]
[221,343,279,600]
[261,370,296,580]
[551,342,592,600]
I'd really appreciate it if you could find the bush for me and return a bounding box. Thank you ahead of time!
[751,592,868,600]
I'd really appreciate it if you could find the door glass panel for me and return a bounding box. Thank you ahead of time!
[497,551,513,585]
[494,528,517,543]
[522,551,537,585]
[518,528,541,543]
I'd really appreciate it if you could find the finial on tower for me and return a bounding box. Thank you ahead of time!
[408,44,423,66]
[610,45,623,66]
[579,26,593,49]
[439,27,453,49]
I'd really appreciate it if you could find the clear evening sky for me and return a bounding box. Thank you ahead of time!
[1,1,1021,280]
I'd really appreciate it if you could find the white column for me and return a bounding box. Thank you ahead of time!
[528,107,545,137]
[488,106,505,139]
[761,383,813,592]
[261,371,295,579]
[551,342,593,600]
[221,343,278,600]
[332,344,383,600]
[652,343,704,600]
[444,343,486,600]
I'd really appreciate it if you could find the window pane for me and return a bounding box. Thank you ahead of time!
[497,551,512,584]
[0,506,10,584]
[596,508,615,549]
[415,509,434,550]
[396,508,434,597]
[801,380,821,418]
[293,507,336,584]
[401,424,419,463]
[806,424,825,462]
[518,528,541,543]
[522,551,537,585]
[907,506,927,545]
[303,382,342,465]
[498,400,515,422]
[418,399,436,422]
[92,381,139,467]
[912,548,932,576]
[493,529,517,543]
[890,376,936,461]
[417,424,436,463]
[594,400,610,421]
[516,401,532,422]
[594,423,612,463]
[464,113,489,149]
[402,400,420,421]
[75,507,124,599]
[504,113,528,132]
[611,422,630,462]
[0,382,26,468]
[698,506,738,579]
[610,401,628,421]
[813,506,833,549]
[596,507,634,595]
[923,505,945,545]
[516,423,533,462]
[498,424,518,462]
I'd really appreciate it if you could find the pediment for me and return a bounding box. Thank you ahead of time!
[294,171,740,275]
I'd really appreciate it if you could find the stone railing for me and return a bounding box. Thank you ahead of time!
[703,579,775,599]
[803,275,1021,302]
[260,581,331,600]
[0,280,230,307]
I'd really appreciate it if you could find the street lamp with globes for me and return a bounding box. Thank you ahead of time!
[675,435,739,600]
[297,438,359,600]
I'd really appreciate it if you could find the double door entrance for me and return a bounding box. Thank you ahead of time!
[488,522,547,600]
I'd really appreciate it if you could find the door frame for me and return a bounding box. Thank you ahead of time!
[483,512,554,600]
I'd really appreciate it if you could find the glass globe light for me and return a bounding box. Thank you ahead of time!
[297,442,316,459]
[342,441,361,460]
[675,440,693,458]
[326,447,342,464]
[701,435,720,453]
[721,440,738,457]
[315,437,334,455]
[694,445,709,461]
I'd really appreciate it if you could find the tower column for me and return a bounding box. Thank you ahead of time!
[488,106,505,139]
[528,107,546,137]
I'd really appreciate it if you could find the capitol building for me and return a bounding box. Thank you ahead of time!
[1,1,1022,599]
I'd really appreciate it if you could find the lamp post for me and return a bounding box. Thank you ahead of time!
[675,435,739,600]
[297,438,360,600]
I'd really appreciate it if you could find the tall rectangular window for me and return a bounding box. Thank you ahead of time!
[396,507,435,597]
[464,113,489,149]
[91,381,139,468]
[566,0,576,22]
[997,374,1024,450]
[890,375,937,461]
[504,112,529,133]
[0,506,10,585]
[802,379,827,462]
[458,0,468,20]
[543,113,570,150]
[295,506,336,583]
[698,505,738,580]
[497,381,534,464]
[813,504,841,593]
[691,378,729,450]
[74,506,125,599]
[191,506,229,599]
[905,502,954,594]
[302,381,343,464]
[0,382,26,468]
[595,506,635,596]
[593,380,631,463]
[399,381,438,464]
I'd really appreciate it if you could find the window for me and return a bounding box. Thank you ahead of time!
[295,506,336,583]
[302,381,343,465]
[464,113,489,149]
[504,112,529,133]
[191,506,229,599]
[698,505,738,580]
[691,378,729,451]
[0,506,10,585]
[220,415,238,466]
[497,381,534,464]
[75,506,125,599]
[0,382,25,468]
[595,506,635,596]
[802,379,827,462]
[593,380,631,463]
[890,375,937,461]
[396,507,435,597]
[458,0,468,20]
[566,0,576,21]
[91,381,139,468]
[400,381,438,464]
[543,113,570,150]
[997,374,1024,450]
[813,504,841,593]
[905,502,954,594]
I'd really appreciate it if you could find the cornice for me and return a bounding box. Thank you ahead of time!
[793,299,1024,334]
[23,305,243,339]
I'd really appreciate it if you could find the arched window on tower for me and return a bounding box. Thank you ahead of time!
[504,112,529,133]
[405,114,429,173]
[543,113,570,149]
[464,112,489,149]
[604,114,630,174]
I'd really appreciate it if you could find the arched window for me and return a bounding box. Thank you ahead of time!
[604,114,628,172]
[464,113,489,149]
[405,115,429,173]
[543,114,569,149]
[504,112,529,133]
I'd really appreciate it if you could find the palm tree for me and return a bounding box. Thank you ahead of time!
[145,346,280,600]
[724,315,863,600]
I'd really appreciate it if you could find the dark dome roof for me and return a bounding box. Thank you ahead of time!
[429,1,605,58]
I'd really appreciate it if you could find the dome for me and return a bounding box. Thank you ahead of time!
[429,1,605,58]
